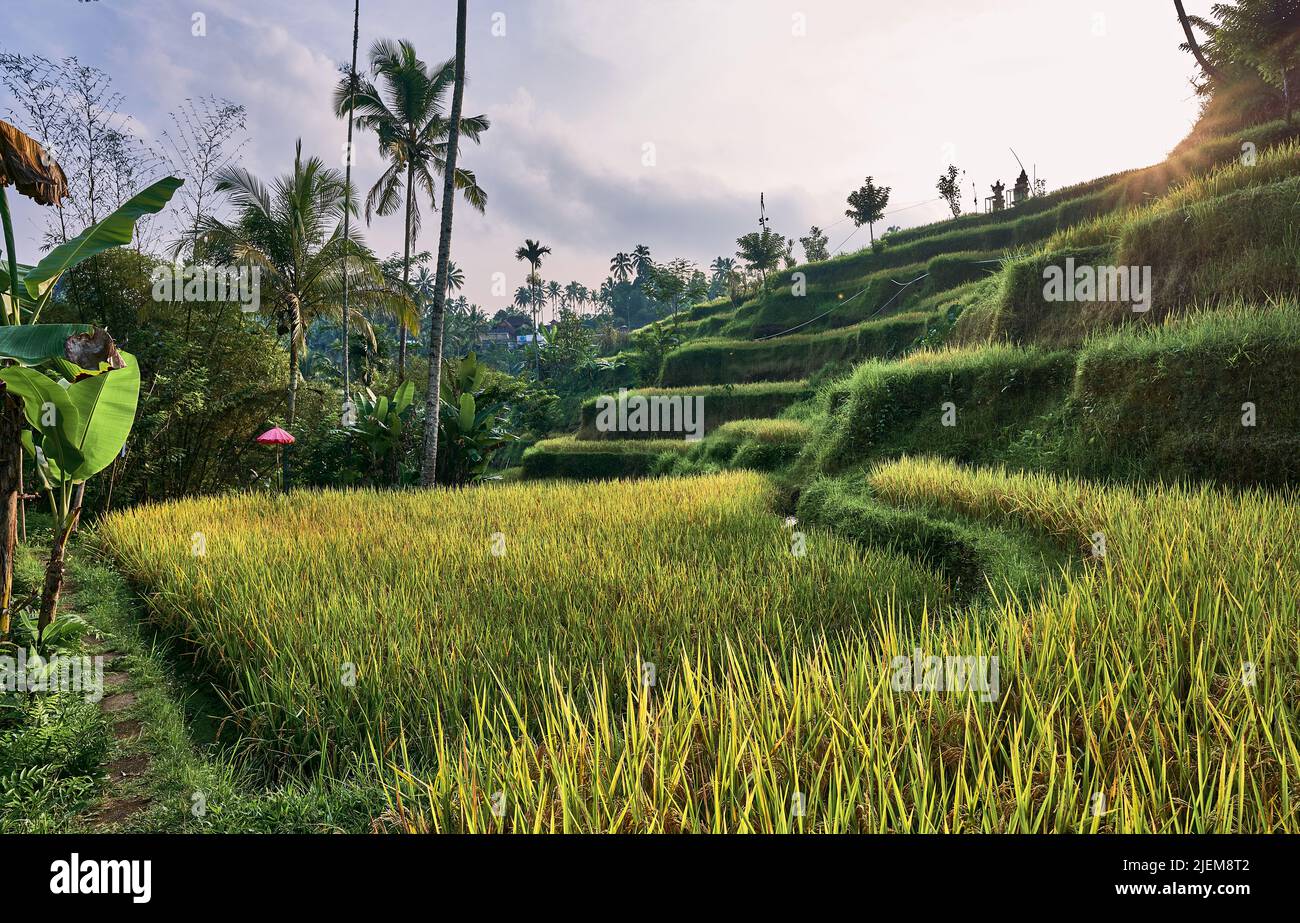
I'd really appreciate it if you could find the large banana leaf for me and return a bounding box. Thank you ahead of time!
[62,350,140,480]
[23,177,183,298]
[0,324,93,365]
[0,365,85,479]
[392,379,415,415]
[0,351,139,483]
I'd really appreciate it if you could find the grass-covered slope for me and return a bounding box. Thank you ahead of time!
[521,436,694,479]
[661,312,932,385]
[806,301,1300,486]
[575,380,812,440]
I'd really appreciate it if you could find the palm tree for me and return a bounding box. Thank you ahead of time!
[199,140,412,486]
[709,256,735,298]
[338,0,361,415]
[631,244,653,281]
[514,238,551,377]
[610,251,632,283]
[564,281,582,315]
[545,279,562,316]
[446,260,465,294]
[336,37,489,383]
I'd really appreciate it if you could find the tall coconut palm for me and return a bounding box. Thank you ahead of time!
[514,238,551,377]
[610,251,632,283]
[545,279,562,316]
[631,244,653,281]
[338,0,361,416]
[420,1,474,484]
[336,37,489,383]
[199,140,414,486]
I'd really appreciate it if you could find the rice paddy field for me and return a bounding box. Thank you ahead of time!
[96,460,1300,833]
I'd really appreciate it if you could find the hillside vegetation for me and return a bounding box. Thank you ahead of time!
[531,118,1300,488]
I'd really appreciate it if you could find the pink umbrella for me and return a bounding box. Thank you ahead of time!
[256,427,296,446]
[256,427,295,492]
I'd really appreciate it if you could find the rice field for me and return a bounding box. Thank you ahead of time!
[97,473,943,775]
[97,462,1300,832]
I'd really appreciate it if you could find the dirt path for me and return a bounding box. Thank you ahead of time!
[83,631,154,828]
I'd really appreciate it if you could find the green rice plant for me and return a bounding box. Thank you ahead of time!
[659,418,813,475]
[381,459,1299,833]
[1067,300,1300,485]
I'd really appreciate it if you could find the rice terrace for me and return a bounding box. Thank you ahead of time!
[0,0,1298,904]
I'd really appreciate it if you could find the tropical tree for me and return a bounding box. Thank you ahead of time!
[337,0,362,419]
[198,140,413,485]
[335,37,489,382]
[446,259,465,294]
[564,280,582,314]
[845,175,891,244]
[546,279,562,314]
[514,238,551,377]
[937,165,964,218]
[631,244,653,281]
[798,228,830,263]
[610,251,632,283]
[735,227,787,296]
[1203,1,1300,122]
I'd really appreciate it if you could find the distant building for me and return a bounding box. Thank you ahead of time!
[517,331,548,348]
[480,320,515,349]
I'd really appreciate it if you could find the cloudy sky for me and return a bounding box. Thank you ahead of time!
[5,0,1214,317]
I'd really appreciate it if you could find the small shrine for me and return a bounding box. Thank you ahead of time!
[1013,169,1030,205]
[988,180,1006,212]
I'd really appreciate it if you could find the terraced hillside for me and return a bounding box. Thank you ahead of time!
[525,119,1300,488]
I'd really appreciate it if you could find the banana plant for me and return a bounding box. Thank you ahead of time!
[0,119,180,639]
[435,353,516,485]
[0,349,140,632]
[349,379,416,482]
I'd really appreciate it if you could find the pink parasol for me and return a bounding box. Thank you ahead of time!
[256,427,296,446]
